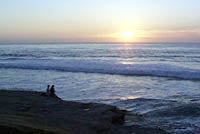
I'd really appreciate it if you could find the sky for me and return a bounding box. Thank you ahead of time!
[0,0,200,43]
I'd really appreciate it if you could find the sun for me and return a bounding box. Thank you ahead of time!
[121,31,135,42]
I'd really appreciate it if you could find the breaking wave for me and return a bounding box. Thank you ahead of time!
[0,59,200,80]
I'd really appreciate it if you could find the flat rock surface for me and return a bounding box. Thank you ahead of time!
[0,90,168,134]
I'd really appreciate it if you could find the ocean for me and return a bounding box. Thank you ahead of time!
[0,43,200,133]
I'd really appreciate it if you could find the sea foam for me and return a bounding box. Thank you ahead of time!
[0,59,200,80]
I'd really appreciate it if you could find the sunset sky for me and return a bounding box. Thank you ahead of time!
[0,0,200,43]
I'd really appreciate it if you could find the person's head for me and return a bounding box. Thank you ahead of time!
[47,85,50,87]
[52,85,54,88]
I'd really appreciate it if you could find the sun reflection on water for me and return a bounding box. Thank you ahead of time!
[120,61,135,65]
[120,96,140,100]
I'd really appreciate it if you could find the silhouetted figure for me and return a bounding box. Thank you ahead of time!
[50,85,55,97]
[46,85,50,95]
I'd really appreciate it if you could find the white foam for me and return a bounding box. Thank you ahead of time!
[0,59,200,80]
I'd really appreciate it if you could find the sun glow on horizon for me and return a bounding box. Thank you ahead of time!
[121,31,135,42]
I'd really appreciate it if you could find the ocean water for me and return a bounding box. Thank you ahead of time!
[0,43,200,133]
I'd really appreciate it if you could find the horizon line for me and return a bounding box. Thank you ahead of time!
[0,41,200,44]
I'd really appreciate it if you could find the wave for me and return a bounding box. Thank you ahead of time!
[113,97,200,117]
[1,53,200,59]
[0,59,200,80]
[113,98,200,134]
[0,53,41,58]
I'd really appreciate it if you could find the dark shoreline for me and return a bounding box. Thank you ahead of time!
[0,90,168,134]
